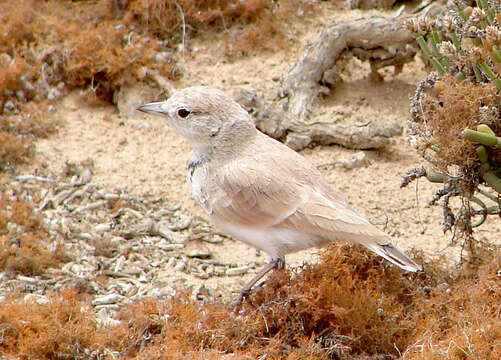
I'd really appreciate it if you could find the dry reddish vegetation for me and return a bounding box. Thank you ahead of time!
[0,244,499,359]
[0,101,56,171]
[0,0,296,108]
[1,2,500,359]
[0,0,304,170]
[414,75,501,170]
[0,197,68,277]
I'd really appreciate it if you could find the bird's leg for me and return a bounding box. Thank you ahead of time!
[228,257,285,312]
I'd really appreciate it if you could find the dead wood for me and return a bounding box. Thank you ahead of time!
[277,15,418,121]
[234,89,402,150]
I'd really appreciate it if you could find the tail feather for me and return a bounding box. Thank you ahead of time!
[363,242,422,272]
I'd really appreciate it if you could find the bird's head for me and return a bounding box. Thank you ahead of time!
[137,86,256,153]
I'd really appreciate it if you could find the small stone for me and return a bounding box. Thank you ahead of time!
[340,151,367,169]
[123,267,142,276]
[24,294,49,305]
[96,309,121,327]
[92,293,125,306]
[154,51,173,63]
[94,304,121,312]
[154,222,185,243]
[150,287,175,298]
[226,266,250,276]
[194,271,209,279]
[158,243,185,251]
[77,232,93,241]
[94,223,111,233]
[0,52,13,66]
[168,219,192,231]
[174,261,186,272]
[202,235,223,244]
[116,281,134,295]
[104,193,120,200]
[187,249,212,259]
[16,275,38,284]
[16,90,26,101]
[3,100,15,113]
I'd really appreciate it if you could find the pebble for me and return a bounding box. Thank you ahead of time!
[168,217,192,231]
[24,294,50,305]
[94,223,111,233]
[202,235,224,244]
[340,151,367,169]
[166,257,177,268]
[194,271,209,279]
[187,249,212,259]
[92,293,125,306]
[77,232,93,241]
[96,309,121,327]
[226,266,250,276]
[174,260,186,272]
[104,193,120,200]
[158,243,185,251]
[150,287,175,298]
[16,275,38,284]
[94,304,121,311]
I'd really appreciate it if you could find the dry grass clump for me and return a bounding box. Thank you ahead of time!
[0,0,307,170]
[411,75,501,170]
[405,247,501,359]
[240,245,437,358]
[0,0,303,109]
[127,0,271,39]
[0,101,57,171]
[0,0,174,105]
[0,198,68,276]
[127,0,303,53]
[0,131,32,171]
[0,244,499,359]
[134,244,499,359]
[0,289,124,359]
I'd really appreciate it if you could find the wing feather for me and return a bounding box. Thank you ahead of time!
[207,163,303,227]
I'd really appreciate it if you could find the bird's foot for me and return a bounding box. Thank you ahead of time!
[227,257,284,314]
[227,289,250,313]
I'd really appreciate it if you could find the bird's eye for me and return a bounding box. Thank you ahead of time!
[177,108,190,118]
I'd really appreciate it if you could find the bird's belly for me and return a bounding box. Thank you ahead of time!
[213,220,326,258]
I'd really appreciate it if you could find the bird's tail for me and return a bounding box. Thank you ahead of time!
[363,241,422,272]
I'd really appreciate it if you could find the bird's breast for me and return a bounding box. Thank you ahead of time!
[188,160,211,212]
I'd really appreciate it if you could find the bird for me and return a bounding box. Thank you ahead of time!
[137,86,422,307]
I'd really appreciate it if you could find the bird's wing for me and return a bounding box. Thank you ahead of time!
[204,160,305,228]
[205,151,379,239]
[279,187,389,243]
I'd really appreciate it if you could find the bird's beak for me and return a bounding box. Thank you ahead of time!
[136,102,167,116]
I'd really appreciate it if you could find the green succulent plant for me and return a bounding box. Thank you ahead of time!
[403,0,501,256]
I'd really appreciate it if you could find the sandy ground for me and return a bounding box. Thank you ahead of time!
[28,3,501,297]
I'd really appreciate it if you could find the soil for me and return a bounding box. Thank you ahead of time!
[25,3,501,299]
